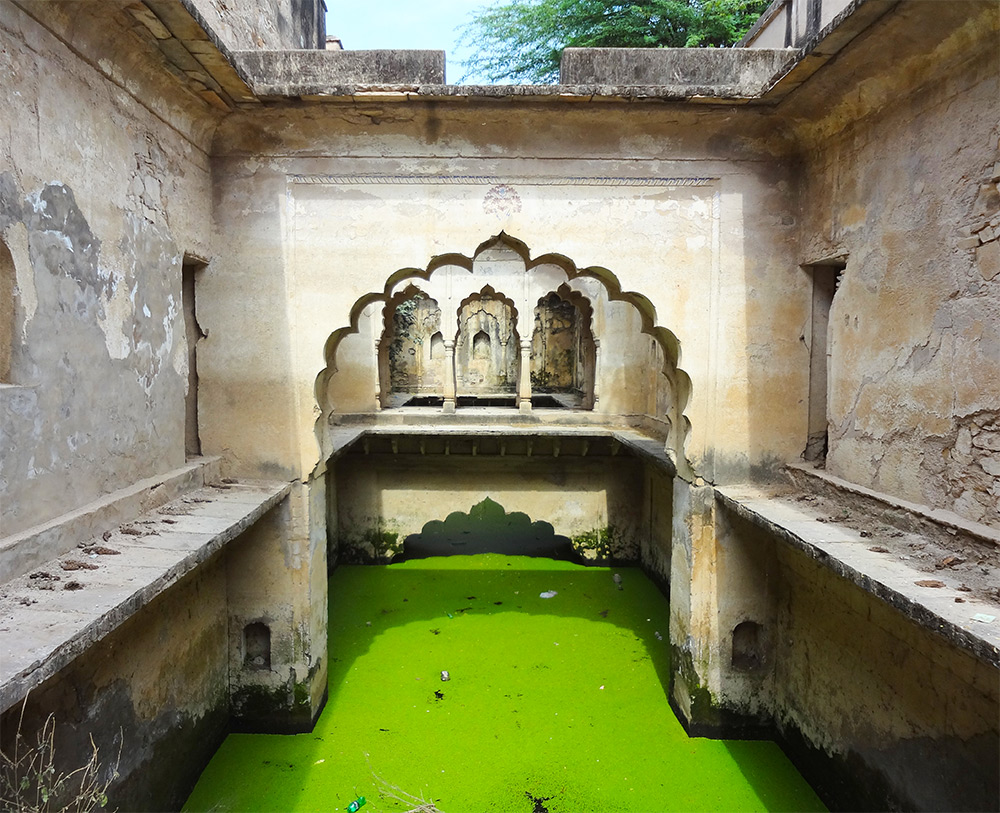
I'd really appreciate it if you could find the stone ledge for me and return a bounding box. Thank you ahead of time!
[327,421,677,476]
[0,458,223,583]
[0,479,291,713]
[787,463,1000,549]
[715,485,1000,668]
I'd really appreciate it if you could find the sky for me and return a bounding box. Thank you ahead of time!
[325,1,487,83]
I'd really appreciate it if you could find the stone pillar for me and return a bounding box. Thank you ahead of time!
[228,480,328,733]
[373,338,382,410]
[442,339,456,413]
[517,339,532,412]
[668,480,723,737]
[592,339,601,410]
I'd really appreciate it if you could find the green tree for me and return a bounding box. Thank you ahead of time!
[460,0,770,84]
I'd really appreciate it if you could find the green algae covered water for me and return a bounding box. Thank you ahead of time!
[184,555,824,812]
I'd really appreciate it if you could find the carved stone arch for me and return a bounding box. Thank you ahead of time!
[526,251,692,462]
[454,285,519,397]
[314,254,472,410]
[314,234,694,477]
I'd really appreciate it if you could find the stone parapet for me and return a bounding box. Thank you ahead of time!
[559,47,798,97]
[233,49,447,97]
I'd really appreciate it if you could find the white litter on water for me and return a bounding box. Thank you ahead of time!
[539,590,558,598]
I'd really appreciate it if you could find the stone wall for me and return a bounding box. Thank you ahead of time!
[0,557,229,812]
[792,2,1000,528]
[0,4,326,804]
[675,496,1000,811]
[0,2,219,537]
[207,101,805,488]
[333,450,648,562]
[188,0,325,50]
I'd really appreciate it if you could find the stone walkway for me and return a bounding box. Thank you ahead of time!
[0,479,289,713]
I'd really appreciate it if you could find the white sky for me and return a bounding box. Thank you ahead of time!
[325,1,487,83]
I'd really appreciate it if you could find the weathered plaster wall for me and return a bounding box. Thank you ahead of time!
[0,2,218,536]
[0,555,230,812]
[674,495,999,811]
[208,102,806,488]
[673,490,1000,810]
[188,0,325,50]
[226,485,328,731]
[333,453,646,561]
[0,3,326,802]
[792,2,1000,527]
[771,542,999,811]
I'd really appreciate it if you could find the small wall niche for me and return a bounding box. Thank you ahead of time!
[0,238,15,383]
[804,259,846,464]
[244,622,271,670]
[182,256,207,458]
[731,620,764,671]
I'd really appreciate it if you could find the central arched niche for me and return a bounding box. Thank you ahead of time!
[455,286,518,400]
[316,233,693,470]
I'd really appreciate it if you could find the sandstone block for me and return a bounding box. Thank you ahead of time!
[976,239,1000,281]
[972,430,1000,451]
[956,426,974,455]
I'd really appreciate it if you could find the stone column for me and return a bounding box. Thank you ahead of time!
[373,338,382,410]
[592,339,601,410]
[517,339,532,412]
[442,339,456,413]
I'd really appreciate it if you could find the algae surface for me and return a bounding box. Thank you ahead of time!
[184,554,824,812]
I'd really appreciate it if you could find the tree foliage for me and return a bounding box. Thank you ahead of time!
[459,0,771,84]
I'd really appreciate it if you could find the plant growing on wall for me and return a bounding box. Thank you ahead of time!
[0,703,120,813]
[460,0,770,83]
[571,524,618,561]
[363,522,402,563]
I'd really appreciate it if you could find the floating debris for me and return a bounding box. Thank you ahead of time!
[346,796,367,812]
[539,591,557,599]
[613,573,623,590]
[440,670,450,681]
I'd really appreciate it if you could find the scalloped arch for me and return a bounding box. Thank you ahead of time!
[314,233,693,470]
